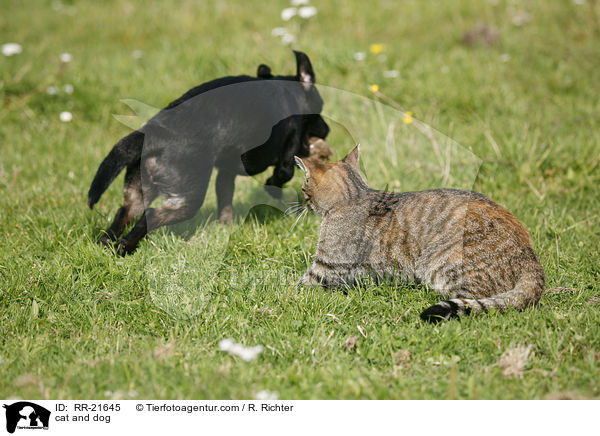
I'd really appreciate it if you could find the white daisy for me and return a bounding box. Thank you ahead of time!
[353,52,366,61]
[383,70,399,78]
[2,43,22,56]
[218,338,263,362]
[63,84,74,94]
[59,52,72,63]
[281,7,297,21]
[132,50,143,59]
[298,5,317,18]
[59,111,72,122]
[47,86,58,95]
[256,390,279,400]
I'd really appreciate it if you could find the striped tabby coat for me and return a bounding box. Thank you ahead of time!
[295,146,545,322]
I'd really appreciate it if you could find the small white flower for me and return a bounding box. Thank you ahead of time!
[291,0,309,5]
[441,65,450,74]
[68,171,74,179]
[128,389,138,398]
[218,338,234,351]
[63,84,74,94]
[132,50,143,59]
[47,86,58,95]
[271,27,288,37]
[2,43,22,56]
[256,390,279,400]
[218,338,263,362]
[383,70,399,78]
[59,52,72,63]
[500,53,510,62]
[298,5,317,18]
[104,390,113,397]
[572,0,585,4]
[281,33,296,45]
[59,111,72,122]
[281,7,297,21]
[353,52,366,61]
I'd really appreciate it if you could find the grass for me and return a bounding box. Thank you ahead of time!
[1,0,599,399]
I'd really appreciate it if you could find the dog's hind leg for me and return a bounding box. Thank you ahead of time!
[98,164,156,247]
[114,196,201,255]
[114,159,213,255]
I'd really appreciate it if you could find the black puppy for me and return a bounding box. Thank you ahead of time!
[88,51,329,255]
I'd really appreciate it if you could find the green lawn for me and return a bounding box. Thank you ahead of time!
[1,0,599,399]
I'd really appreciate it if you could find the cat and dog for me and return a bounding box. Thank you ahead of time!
[88,51,544,321]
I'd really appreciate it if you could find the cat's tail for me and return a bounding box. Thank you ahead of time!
[420,268,545,323]
[87,131,144,209]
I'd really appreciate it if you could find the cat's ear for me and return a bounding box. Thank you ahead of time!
[341,144,360,169]
[294,156,311,175]
[294,50,315,91]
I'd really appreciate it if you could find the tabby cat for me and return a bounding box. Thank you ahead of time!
[295,146,545,322]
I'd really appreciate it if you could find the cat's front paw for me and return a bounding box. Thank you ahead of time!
[299,271,320,287]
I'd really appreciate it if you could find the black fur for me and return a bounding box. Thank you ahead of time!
[420,301,461,323]
[88,51,329,255]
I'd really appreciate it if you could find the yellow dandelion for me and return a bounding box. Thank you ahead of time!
[369,84,379,93]
[369,44,385,55]
[403,111,413,124]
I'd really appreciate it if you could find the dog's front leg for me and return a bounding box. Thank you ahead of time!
[265,135,301,198]
[216,168,236,224]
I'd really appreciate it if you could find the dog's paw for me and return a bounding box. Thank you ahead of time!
[218,205,234,225]
[115,239,137,256]
[97,234,113,247]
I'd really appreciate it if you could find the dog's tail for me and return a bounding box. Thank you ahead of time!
[88,130,144,209]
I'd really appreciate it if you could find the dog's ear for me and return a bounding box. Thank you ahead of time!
[257,64,273,78]
[293,50,315,90]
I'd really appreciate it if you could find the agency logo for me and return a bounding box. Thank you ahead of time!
[2,402,50,434]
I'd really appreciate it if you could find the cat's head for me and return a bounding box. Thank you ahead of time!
[295,145,368,216]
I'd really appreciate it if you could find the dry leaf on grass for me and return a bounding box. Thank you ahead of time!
[394,349,411,366]
[153,341,176,360]
[344,335,359,351]
[498,344,534,379]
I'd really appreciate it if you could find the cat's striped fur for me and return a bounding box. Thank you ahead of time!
[295,145,545,322]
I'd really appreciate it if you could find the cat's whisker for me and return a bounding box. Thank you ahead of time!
[285,204,306,216]
[290,208,308,230]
